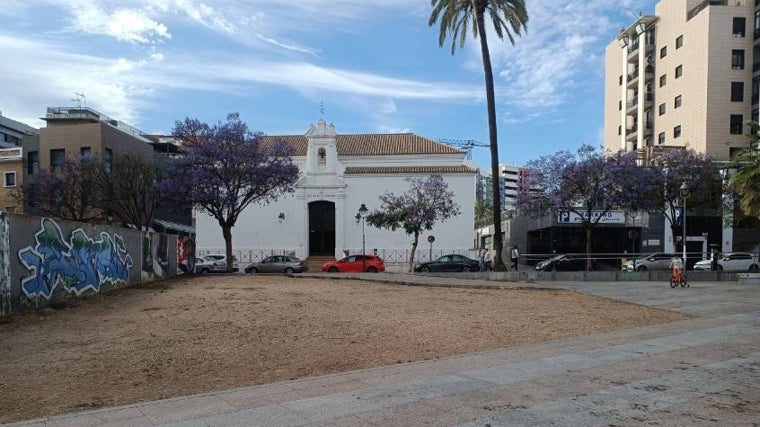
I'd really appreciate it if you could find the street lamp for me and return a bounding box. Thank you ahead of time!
[679,181,691,266]
[357,203,368,271]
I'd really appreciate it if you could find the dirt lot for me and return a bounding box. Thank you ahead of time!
[0,275,688,423]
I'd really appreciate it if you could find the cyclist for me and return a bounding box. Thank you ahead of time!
[669,255,684,284]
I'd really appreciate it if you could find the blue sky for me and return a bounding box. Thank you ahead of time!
[0,0,657,170]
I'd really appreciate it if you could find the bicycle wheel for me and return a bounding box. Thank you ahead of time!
[670,277,677,288]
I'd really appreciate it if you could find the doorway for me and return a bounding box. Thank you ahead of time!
[308,201,335,255]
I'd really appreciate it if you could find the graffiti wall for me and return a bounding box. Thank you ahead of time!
[18,218,134,300]
[1,212,11,317]
[2,213,188,314]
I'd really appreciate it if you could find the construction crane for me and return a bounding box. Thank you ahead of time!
[437,138,489,160]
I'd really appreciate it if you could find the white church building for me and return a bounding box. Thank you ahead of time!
[194,119,477,265]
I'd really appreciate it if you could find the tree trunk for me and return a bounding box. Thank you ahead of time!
[222,224,234,273]
[408,231,420,273]
[585,224,593,271]
[476,9,505,271]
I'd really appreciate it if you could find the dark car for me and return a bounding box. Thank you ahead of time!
[322,255,385,273]
[534,254,592,271]
[414,254,480,272]
[245,255,307,273]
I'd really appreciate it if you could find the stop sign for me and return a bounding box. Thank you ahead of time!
[427,235,435,243]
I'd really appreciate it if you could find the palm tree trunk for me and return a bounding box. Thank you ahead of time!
[475,9,505,271]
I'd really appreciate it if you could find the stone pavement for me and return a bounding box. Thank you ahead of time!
[6,276,760,426]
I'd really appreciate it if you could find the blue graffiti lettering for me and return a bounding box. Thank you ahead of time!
[18,218,134,300]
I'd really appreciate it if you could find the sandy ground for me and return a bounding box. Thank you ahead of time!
[0,274,688,423]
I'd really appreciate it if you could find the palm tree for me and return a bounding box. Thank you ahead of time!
[429,0,528,270]
[729,122,760,217]
[474,199,492,224]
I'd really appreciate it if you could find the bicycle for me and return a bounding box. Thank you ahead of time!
[669,267,689,288]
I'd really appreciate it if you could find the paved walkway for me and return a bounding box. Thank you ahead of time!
[7,276,760,426]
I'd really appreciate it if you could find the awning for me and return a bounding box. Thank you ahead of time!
[154,219,195,234]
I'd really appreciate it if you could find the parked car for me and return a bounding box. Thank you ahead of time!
[194,256,215,274]
[245,255,307,274]
[693,252,759,272]
[322,255,385,273]
[414,254,479,272]
[622,253,674,272]
[197,254,239,273]
[535,254,592,271]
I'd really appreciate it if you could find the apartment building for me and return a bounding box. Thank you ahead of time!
[604,0,754,163]
[0,113,37,212]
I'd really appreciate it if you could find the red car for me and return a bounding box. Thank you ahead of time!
[321,255,385,273]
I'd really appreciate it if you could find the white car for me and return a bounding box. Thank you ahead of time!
[195,254,239,274]
[693,252,759,272]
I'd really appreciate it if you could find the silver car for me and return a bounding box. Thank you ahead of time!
[622,253,674,272]
[245,255,307,273]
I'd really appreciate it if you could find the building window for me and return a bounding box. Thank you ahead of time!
[660,46,667,58]
[674,125,682,139]
[659,103,666,115]
[674,95,682,108]
[618,125,622,135]
[104,148,113,172]
[675,65,682,78]
[676,35,683,48]
[731,82,744,102]
[27,151,39,175]
[618,100,622,111]
[619,75,623,85]
[730,114,744,134]
[4,171,16,187]
[659,74,666,87]
[732,49,745,70]
[50,149,65,173]
[80,147,92,159]
[658,132,665,144]
[733,17,746,38]
[755,10,760,39]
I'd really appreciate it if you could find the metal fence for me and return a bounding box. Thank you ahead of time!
[196,248,477,266]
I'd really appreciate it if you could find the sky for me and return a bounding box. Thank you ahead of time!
[0,0,658,170]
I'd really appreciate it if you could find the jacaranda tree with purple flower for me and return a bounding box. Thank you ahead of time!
[649,148,718,253]
[516,145,662,270]
[161,113,299,272]
[365,175,461,272]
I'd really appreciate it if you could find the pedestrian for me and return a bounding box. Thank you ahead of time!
[511,245,519,270]
[485,248,494,271]
[478,246,487,272]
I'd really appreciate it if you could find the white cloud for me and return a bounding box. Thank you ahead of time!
[64,2,171,44]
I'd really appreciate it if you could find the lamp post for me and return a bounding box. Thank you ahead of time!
[357,203,368,271]
[679,181,691,266]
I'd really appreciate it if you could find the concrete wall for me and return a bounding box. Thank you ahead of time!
[0,212,186,317]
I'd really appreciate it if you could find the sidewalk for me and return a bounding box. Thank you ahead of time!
[7,276,760,426]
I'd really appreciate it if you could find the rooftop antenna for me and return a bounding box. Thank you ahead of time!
[71,92,86,108]
[319,101,325,118]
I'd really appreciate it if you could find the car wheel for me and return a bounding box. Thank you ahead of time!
[636,266,647,272]
[749,264,759,273]
[462,266,472,272]
[248,267,258,274]
[421,266,430,272]
[200,268,210,275]
[367,266,378,273]
[285,267,294,273]
[328,266,338,273]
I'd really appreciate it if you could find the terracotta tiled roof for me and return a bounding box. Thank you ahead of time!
[344,165,476,175]
[260,133,463,156]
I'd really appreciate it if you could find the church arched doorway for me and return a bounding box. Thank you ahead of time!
[308,201,335,255]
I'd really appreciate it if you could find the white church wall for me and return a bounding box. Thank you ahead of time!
[195,172,475,262]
